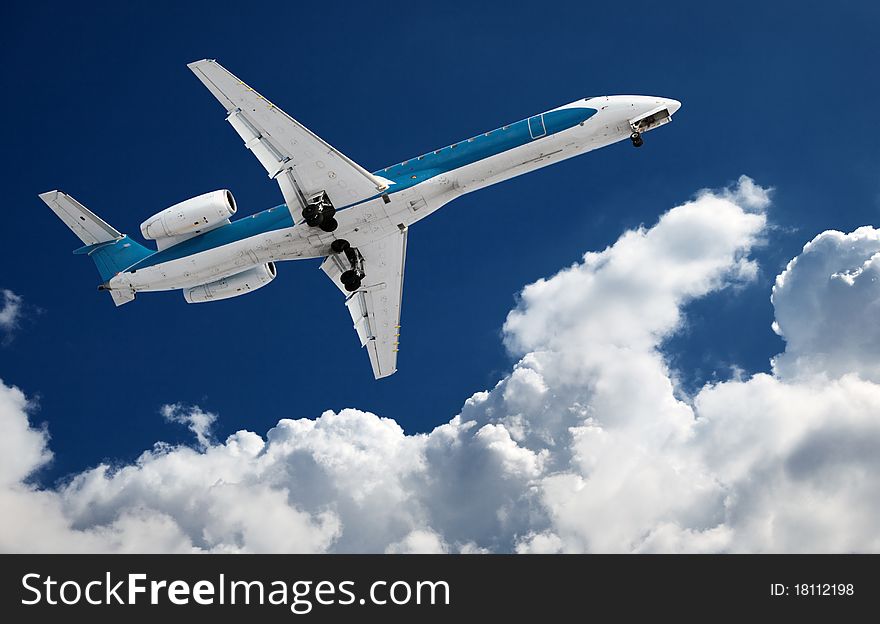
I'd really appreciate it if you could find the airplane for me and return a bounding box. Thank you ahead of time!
[39,60,681,379]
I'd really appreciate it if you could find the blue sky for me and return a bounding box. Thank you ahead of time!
[2,0,878,487]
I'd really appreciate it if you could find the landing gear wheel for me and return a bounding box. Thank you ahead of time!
[302,191,336,229]
[341,270,362,292]
[330,239,350,254]
[341,269,357,285]
[630,131,643,147]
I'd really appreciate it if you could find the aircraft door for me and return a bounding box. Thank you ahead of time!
[528,115,546,139]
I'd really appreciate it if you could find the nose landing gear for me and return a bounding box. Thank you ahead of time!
[630,131,644,148]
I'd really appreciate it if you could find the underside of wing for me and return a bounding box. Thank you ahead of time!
[187,59,387,218]
[321,229,407,379]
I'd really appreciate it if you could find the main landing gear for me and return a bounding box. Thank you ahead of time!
[331,238,364,292]
[630,131,644,148]
[303,191,338,232]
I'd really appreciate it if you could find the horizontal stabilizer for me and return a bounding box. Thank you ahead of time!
[40,191,153,288]
[38,190,121,246]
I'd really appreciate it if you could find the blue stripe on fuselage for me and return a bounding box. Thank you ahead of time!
[127,205,294,271]
[371,106,597,193]
[124,106,596,273]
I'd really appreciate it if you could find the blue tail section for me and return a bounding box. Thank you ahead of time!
[73,235,154,283]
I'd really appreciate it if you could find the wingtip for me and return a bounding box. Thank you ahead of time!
[38,190,60,202]
[187,59,216,70]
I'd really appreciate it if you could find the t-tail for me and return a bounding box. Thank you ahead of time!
[38,191,153,306]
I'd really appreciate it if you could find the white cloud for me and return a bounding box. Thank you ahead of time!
[515,532,564,554]
[161,403,217,449]
[0,381,51,487]
[0,289,23,339]
[0,380,194,553]
[770,227,880,382]
[385,529,448,554]
[502,180,766,356]
[2,176,880,553]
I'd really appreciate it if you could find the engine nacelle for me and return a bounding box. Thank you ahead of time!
[140,190,237,240]
[184,262,276,304]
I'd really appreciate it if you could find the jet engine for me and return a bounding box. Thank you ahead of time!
[183,262,276,303]
[140,190,237,240]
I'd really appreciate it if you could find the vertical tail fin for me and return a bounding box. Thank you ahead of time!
[72,235,153,282]
[39,191,153,305]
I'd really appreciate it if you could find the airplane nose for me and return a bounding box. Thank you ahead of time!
[664,98,682,115]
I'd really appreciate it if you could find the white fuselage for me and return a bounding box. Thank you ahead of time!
[111,95,680,295]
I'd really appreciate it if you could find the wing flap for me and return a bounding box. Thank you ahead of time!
[346,290,373,347]
[226,110,288,177]
[344,284,400,379]
[188,59,386,214]
[321,229,407,379]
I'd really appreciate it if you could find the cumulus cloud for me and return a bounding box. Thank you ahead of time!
[503,175,766,356]
[771,227,880,382]
[0,381,194,553]
[2,176,880,553]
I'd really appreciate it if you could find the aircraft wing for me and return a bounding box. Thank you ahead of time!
[187,59,387,218]
[320,228,407,379]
